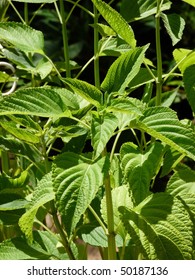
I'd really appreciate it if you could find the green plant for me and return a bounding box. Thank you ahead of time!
[0,0,194,260]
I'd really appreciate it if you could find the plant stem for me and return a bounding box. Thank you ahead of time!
[93,5,100,88]
[155,0,163,106]
[104,174,117,260]
[59,0,71,78]
[24,3,29,24]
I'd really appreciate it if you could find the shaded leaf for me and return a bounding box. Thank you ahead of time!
[183,65,195,114]
[161,13,185,46]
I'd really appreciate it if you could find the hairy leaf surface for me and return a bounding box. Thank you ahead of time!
[0,22,44,53]
[53,153,106,235]
[137,107,195,161]
[91,0,136,48]
[101,45,149,94]
[120,142,164,205]
[0,87,70,118]
[119,193,194,259]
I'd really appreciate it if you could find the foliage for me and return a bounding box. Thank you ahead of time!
[0,0,194,260]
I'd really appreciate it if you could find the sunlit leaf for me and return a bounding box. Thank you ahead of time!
[91,0,136,48]
[0,22,44,54]
[173,48,195,73]
[101,45,149,94]
[53,153,106,235]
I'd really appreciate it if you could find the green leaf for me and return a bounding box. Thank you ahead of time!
[81,225,123,248]
[119,193,194,259]
[182,0,195,7]
[183,65,195,114]
[0,170,29,191]
[173,48,195,73]
[0,22,44,54]
[107,97,144,116]
[0,137,41,163]
[19,173,54,242]
[91,0,136,48]
[101,186,133,237]
[128,68,157,90]
[0,231,68,260]
[63,78,102,107]
[161,13,185,46]
[0,121,39,144]
[91,112,118,158]
[167,166,195,196]
[13,0,55,3]
[0,87,70,118]
[137,107,195,161]
[0,199,29,211]
[101,45,149,94]
[53,153,106,235]
[120,0,171,22]
[120,142,164,205]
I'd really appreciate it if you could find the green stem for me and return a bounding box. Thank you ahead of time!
[104,174,117,260]
[1,150,9,174]
[24,3,29,24]
[155,0,163,106]
[59,0,71,78]
[88,205,107,234]
[93,5,100,88]
[8,0,25,24]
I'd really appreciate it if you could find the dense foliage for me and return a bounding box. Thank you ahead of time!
[0,0,195,260]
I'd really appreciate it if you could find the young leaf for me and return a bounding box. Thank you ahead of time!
[161,13,185,46]
[101,45,149,94]
[120,0,171,22]
[0,22,44,54]
[91,0,136,48]
[53,153,107,235]
[120,142,164,205]
[0,87,70,118]
[19,173,54,242]
[119,193,194,259]
[136,107,195,161]
[173,48,195,73]
[63,78,102,107]
[183,65,195,114]
[91,112,118,158]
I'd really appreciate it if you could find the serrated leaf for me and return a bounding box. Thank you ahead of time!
[183,65,195,114]
[53,153,106,235]
[167,167,195,196]
[0,170,29,191]
[161,13,185,46]
[0,87,70,118]
[173,48,195,73]
[137,107,195,161]
[120,142,164,205]
[0,121,39,143]
[63,78,102,107]
[120,0,171,22]
[107,97,144,116]
[0,22,44,54]
[91,0,136,48]
[101,186,133,238]
[0,230,68,260]
[99,37,131,57]
[128,68,157,90]
[101,45,149,94]
[19,173,54,242]
[91,112,118,158]
[119,193,194,259]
